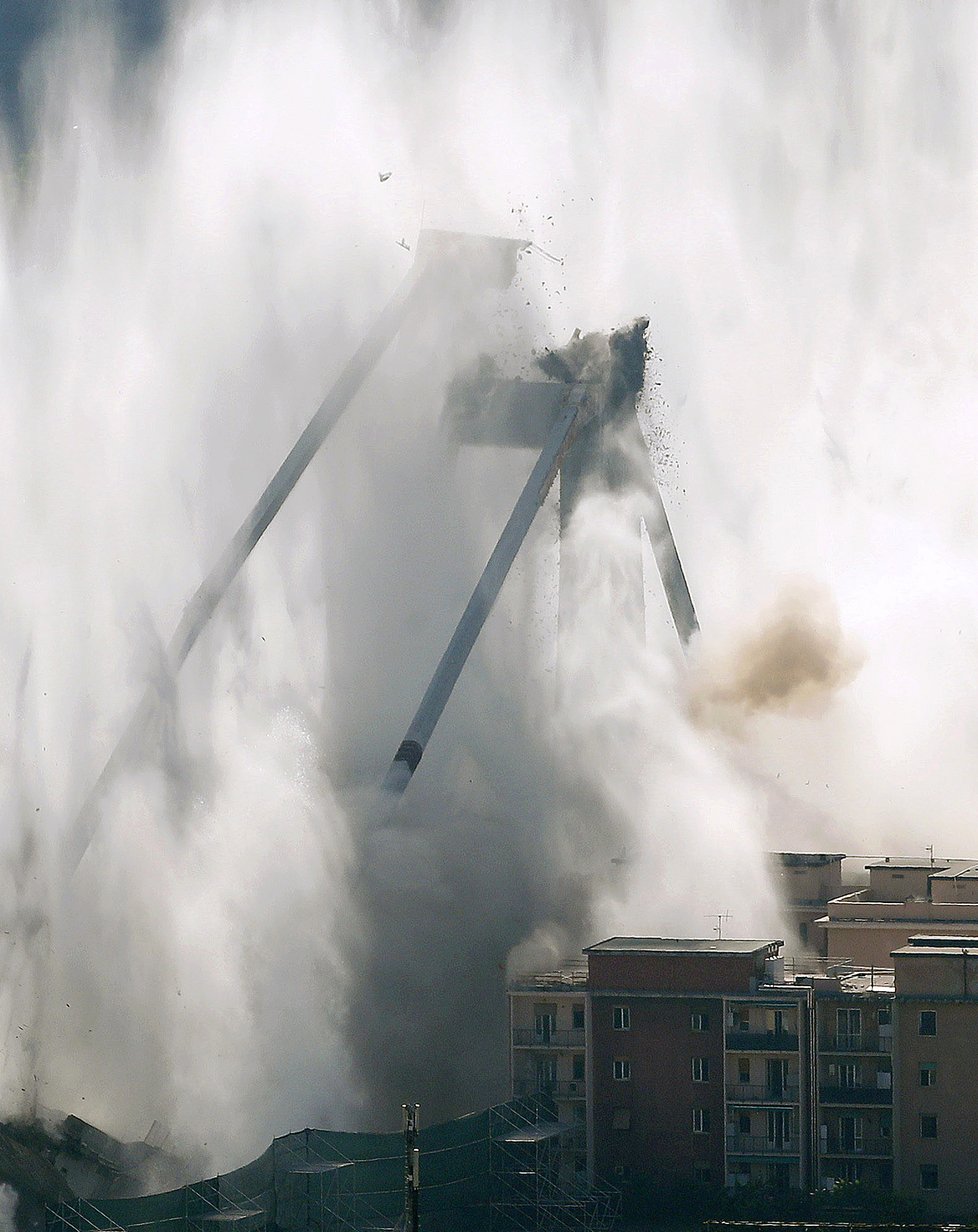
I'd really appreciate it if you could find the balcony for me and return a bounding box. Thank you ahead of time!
[512,1079,587,1100]
[512,1028,585,1048]
[726,1084,799,1105]
[725,1031,799,1052]
[819,1085,892,1106]
[821,1137,893,1158]
[821,1034,892,1054]
[726,1133,800,1156]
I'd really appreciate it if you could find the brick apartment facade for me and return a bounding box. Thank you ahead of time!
[508,930,978,1218]
[585,939,806,1194]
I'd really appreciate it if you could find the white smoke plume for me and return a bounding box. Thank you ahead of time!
[0,0,975,1173]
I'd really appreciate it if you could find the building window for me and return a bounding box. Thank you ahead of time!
[572,1005,585,1030]
[693,1162,711,1185]
[613,1006,630,1031]
[771,1009,785,1034]
[767,1161,790,1189]
[920,1164,939,1191]
[738,1057,750,1084]
[692,1057,710,1082]
[692,1108,710,1133]
[613,1058,630,1082]
[839,1161,862,1184]
[767,1108,792,1148]
[572,1053,585,1081]
[738,1113,751,1135]
[731,1008,750,1032]
[839,1114,863,1153]
[879,1112,892,1139]
[837,1006,861,1045]
[691,1011,710,1032]
[839,1061,861,1089]
[920,1063,937,1087]
[920,1115,938,1139]
[766,1058,789,1096]
[878,1005,891,1028]
[534,1007,556,1042]
[919,1010,937,1036]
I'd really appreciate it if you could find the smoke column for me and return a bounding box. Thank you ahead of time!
[1,0,976,1168]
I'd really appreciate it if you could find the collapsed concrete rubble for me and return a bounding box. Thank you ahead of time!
[0,1114,187,1232]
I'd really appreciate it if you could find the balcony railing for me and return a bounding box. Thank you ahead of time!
[726,1083,800,1104]
[819,1085,892,1106]
[726,1133,800,1155]
[512,1078,587,1099]
[725,1031,799,1052]
[512,1028,585,1048]
[822,1034,892,1053]
[821,1137,893,1157]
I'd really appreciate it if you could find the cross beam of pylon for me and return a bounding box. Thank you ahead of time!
[382,321,698,797]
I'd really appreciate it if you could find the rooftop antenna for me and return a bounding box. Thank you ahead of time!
[708,911,732,941]
[926,844,935,866]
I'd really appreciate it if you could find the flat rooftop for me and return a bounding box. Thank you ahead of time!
[585,937,782,956]
[775,852,846,867]
[837,969,895,993]
[893,942,978,957]
[509,961,587,990]
[866,856,956,870]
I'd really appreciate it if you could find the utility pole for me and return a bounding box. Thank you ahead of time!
[402,1103,420,1232]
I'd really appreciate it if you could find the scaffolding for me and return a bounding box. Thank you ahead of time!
[488,1099,619,1232]
[46,1098,619,1232]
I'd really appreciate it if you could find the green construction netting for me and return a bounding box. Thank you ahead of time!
[45,1097,618,1232]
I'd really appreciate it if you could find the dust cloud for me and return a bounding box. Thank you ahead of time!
[691,582,864,726]
[0,0,975,1172]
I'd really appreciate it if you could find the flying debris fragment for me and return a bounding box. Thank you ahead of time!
[378,170,392,182]
[396,237,410,251]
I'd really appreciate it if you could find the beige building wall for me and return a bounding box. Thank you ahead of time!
[824,922,978,967]
[508,980,587,1181]
[929,875,978,904]
[867,864,935,901]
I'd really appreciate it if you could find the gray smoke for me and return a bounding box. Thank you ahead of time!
[1,0,976,1171]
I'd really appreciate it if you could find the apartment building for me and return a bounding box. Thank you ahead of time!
[508,931,978,1216]
[818,857,978,964]
[507,959,588,1180]
[892,936,978,1217]
[772,852,846,955]
[584,938,811,1194]
[813,970,894,1192]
